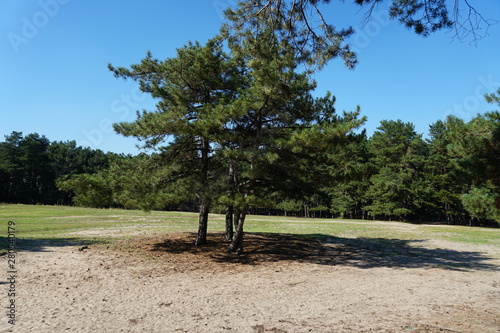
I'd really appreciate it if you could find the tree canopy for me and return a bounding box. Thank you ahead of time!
[104,22,367,251]
[224,0,496,70]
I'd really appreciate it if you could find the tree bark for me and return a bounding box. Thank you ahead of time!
[225,160,235,240]
[228,208,247,254]
[195,137,211,246]
[225,205,234,240]
[195,199,210,245]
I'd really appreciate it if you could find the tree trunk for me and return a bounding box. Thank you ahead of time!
[195,199,210,246]
[225,205,234,240]
[228,208,247,254]
[195,137,211,246]
[225,160,235,240]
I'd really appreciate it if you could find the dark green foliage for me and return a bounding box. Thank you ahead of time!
[426,119,464,222]
[108,37,244,245]
[56,153,189,210]
[3,96,499,226]
[56,173,115,208]
[104,21,367,250]
[320,128,370,219]
[461,187,498,223]
[423,108,500,225]
[484,90,500,210]
[224,0,356,70]
[386,0,452,36]
[0,132,122,206]
[226,0,491,71]
[0,132,54,204]
[364,120,430,220]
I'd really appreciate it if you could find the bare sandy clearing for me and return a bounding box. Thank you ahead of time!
[2,233,499,333]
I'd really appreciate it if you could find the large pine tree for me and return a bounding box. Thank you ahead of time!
[108,37,244,245]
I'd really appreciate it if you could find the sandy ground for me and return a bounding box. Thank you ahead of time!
[2,232,499,333]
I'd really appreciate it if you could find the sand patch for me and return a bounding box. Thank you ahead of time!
[2,232,499,332]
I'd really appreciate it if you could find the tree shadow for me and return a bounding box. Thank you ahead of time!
[150,232,499,272]
[0,236,107,253]
[312,235,498,271]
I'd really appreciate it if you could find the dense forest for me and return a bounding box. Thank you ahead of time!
[0,132,126,206]
[2,104,499,228]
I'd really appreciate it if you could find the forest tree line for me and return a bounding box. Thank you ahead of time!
[2,106,499,227]
[0,132,126,206]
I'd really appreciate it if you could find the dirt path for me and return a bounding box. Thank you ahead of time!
[2,233,499,332]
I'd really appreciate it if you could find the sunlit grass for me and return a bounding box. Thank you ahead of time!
[0,204,498,248]
[0,204,201,237]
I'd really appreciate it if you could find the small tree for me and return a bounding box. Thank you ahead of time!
[57,172,115,208]
[461,187,498,225]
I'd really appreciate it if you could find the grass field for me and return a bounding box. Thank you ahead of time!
[1,203,499,251]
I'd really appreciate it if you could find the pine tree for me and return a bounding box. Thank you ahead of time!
[325,130,370,219]
[220,24,366,251]
[224,0,491,71]
[365,120,429,220]
[427,119,465,223]
[108,37,244,245]
[222,25,320,252]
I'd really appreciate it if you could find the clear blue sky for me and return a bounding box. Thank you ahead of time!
[1,1,499,155]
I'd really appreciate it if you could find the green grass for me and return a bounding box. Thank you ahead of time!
[0,204,202,237]
[0,204,499,248]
